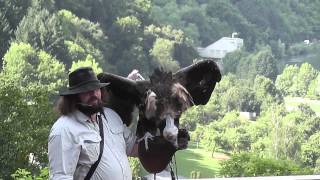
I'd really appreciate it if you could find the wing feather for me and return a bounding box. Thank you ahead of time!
[97,73,148,126]
[173,60,221,105]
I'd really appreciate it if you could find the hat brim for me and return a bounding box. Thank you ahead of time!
[59,82,110,96]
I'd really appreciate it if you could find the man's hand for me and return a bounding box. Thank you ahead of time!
[127,69,145,81]
[177,129,190,150]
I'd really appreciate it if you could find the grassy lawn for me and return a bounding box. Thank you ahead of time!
[175,145,221,178]
[138,143,223,178]
[285,97,320,113]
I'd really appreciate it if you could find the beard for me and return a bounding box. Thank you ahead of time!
[76,98,104,116]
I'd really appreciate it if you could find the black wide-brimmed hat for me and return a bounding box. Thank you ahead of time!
[59,67,110,96]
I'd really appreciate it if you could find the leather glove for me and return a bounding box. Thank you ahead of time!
[127,69,145,81]
[177,129,190,150]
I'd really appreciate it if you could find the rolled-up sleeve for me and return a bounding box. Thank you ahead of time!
[123,125,137,156]
[48,132,81,180]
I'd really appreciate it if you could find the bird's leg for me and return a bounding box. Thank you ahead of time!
[138,132,154,150]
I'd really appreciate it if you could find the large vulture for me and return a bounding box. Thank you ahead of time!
[97,60,221,173]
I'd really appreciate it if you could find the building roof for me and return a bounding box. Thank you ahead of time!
[206,37,243,51]
[197,37,244,59]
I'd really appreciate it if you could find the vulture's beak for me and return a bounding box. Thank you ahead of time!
[163,114,178,148]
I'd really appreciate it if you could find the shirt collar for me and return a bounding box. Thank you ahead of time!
[73,110,91,123]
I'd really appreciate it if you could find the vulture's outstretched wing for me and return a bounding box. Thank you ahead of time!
[173,60,221,105]
[97,73,149,126]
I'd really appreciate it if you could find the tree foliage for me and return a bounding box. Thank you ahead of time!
[15,3,66,62]
[151,0,320,50]
[276,63,319,97]
[70,55,103,74]
[0,42,64,178]
[220,152,312,177]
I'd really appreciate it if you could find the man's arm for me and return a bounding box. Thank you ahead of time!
[123,125,139,157]
[125,70,143,157]
[48,133,80,180]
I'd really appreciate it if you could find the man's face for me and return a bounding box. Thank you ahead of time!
[78,88,102,106]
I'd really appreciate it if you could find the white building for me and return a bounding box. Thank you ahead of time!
[197,33,244,59]
[239,111,257,120]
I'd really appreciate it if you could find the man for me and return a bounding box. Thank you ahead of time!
[48,67,136,180]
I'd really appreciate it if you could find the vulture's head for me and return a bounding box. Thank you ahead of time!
[144,70,194,120]
[138,69,195,147]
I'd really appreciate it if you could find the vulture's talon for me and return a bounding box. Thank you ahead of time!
[138,132,154,151]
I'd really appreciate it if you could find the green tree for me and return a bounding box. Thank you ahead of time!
[114,44,150,76]
[236,47,278,82]
[261,103,287,159]
[275,65,299,96]
[110,15,142,52]
[238,86,260,113]
[202,93,223,122]
[291,63,318,96]
[58,9,113,69]
[0,0,31,61]
[223,50,247,75]
[206,0,258,50]
[0,80,57,178]
[247,119,270,153]
[314,158,320,174]
[225,126,251,153]
[254,75,283,111]
[211,73,245,113]
[64,40,87,63]
[302,116,320,140]
[14,3,66,62]
[0,11,12,63]
[11,167,48,180]
[180,106,202,130]
[301,132,320,167]
[280,113,303,160]
[150,38,180,72]
[200,123,219,157]
[108,14,150,75]
[0,0,31,29]
[145,24,193,71]
[0,42,65,178]
[190,124,205,148]
[253,48,278,81]
[2,42,66,90]
[2,43,37,85]
[173,43,197,68]
[220,152,311,177]
[55,0,127,28]
[70,54,103,74]
[128,157,141,180]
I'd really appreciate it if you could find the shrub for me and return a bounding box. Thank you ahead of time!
[220,152,312,177]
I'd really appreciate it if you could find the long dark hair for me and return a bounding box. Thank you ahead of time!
[55,95,79,115]
[55,88,108,116]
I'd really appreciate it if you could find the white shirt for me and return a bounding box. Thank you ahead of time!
[48,107,136,180]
